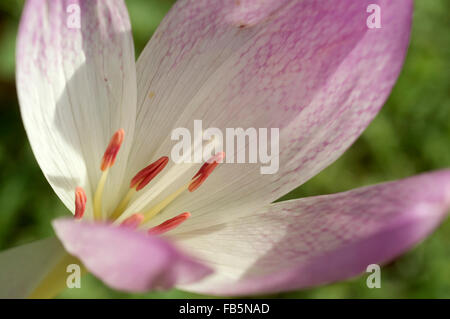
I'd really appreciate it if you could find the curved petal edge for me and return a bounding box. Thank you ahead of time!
[52,218,212,293]
[176,170,450,296]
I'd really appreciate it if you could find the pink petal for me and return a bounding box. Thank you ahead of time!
[16,0,137,218]
[176,170,450,295]
[127,0,413,224]
[52,219,212,292]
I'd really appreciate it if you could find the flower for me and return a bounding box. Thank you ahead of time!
[1,0,449,298]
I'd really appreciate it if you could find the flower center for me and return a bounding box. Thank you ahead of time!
[74,129,224,235]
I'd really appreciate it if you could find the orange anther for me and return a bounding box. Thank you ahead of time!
[148,212,191,235]
[100,129,125,171]
[74,187,87,219]
[189,152,225,192]
[130,156,169,191]
[121,213,144,229]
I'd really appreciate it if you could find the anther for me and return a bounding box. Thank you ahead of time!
[100,129,124,171]
[189,152,225,192]
[94,129,125,220]
[130,156,169,191]
[109,156,169,221]
[141,152,224,223]
[148,212,191,235]
[120,213,144,229]
[74,187,87,220]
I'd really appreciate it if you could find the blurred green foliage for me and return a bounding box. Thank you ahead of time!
[0,0,449,298]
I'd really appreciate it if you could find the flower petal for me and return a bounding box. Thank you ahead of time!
[126,0,413,223]
[0,237,66,298]
[52,218,212,292]
[174,170,450,295]
[16,0,137,218]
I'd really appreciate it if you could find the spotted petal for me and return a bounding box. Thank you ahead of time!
[52,219,212,292]
[16,0,137,219]
[125,0,413,228]
[174,170,450,295]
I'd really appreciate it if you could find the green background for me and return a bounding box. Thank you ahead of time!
[0,0,449,298]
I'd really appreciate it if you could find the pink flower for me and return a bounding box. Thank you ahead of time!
[1,0,448,298]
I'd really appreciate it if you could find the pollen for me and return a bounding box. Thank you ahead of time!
[120,213,144,229]
[94,129,125,220]
[100,129,124,171]
[74,187,87,219]
[189,151,225,192]
[130,156,169,191]
[140,152,225,223]
[70,128,222,236]
[148,212,191,235]
[109,156,169,220]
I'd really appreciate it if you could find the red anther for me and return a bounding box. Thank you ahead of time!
[74,187,87,219]
[148,212,191,235]
[130,156,169,191]
[189,152,225,192]
[101,129,125,171]
[192,152,225,179]
[121,213,144,229]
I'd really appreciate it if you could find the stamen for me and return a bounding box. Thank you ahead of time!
[148,212,191,235]
[130,156,169,191]
[93,170,108,220]
[120,213,144,229]
[109,156,169,220]
[109,187,135,220]
[94,129,125,220]
[189,152,225,192]
[100,129,124,171]
[141,152,224,223]
[141,183,189,223]
[74,187,87,219]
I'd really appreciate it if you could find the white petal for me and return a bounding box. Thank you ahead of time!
[122,0,412,227]
[16,0,137,218]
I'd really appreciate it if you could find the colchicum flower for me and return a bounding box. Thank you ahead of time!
[0,0,449,298]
